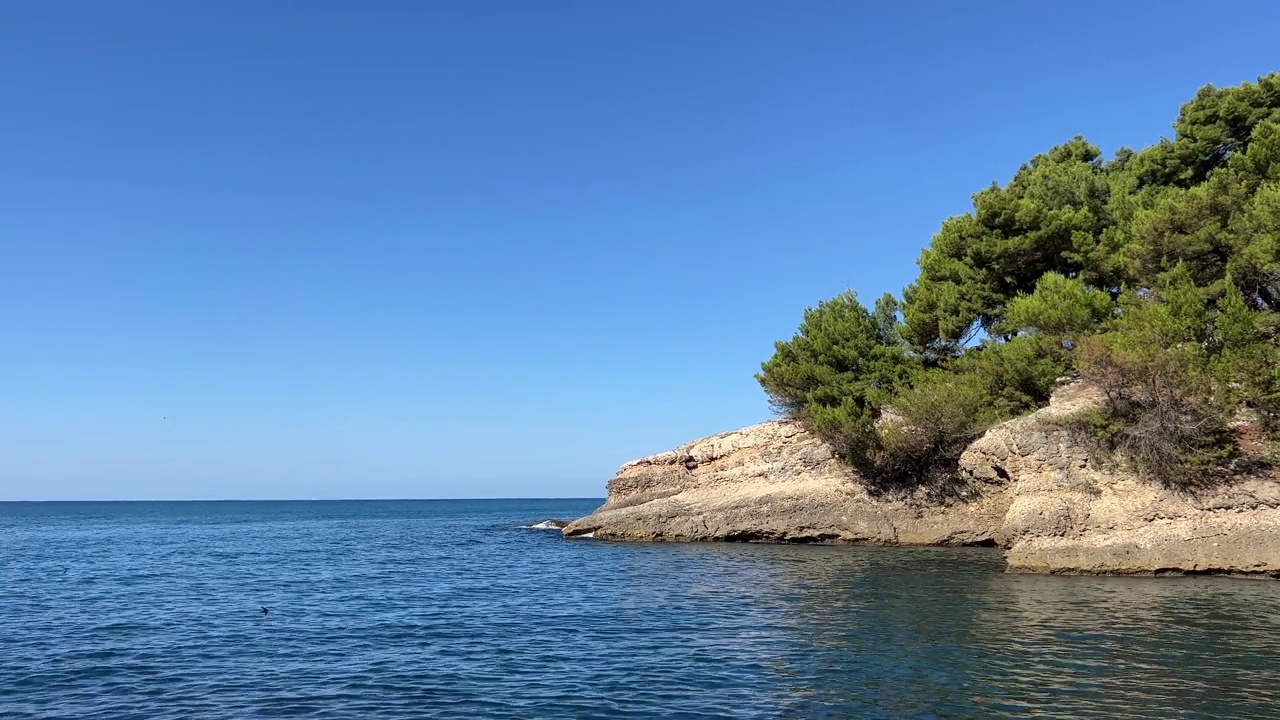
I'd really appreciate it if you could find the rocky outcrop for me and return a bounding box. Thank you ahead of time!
[563,383,1280,577]
[964,385,1280,576]
[562,419,1008,546]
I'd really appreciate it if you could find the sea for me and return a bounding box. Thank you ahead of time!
[2,499,1279,719]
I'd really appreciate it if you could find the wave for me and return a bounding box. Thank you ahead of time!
[523,519,569,530]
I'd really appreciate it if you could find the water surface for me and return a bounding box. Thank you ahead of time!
[3,500,1278,718]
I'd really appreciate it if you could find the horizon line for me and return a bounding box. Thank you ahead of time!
[0,496,606,503]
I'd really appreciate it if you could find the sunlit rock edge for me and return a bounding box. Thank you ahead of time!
[563,382,1280,577]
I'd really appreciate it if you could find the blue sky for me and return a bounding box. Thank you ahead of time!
[3,1,1278,500]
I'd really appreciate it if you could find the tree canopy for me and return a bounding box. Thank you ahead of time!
[755,291,915,458]
[758,73,1280,487]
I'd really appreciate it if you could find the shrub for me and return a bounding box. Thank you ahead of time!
[756,291,916,456]
[1211,283,1280,428]
[856,370,1002,492]
[1073,316,1236,488]
[950,334,1071,417]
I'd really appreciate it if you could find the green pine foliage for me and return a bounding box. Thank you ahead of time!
[755,291,917,459]
[758,73,1280,489]
[1001,273,1114,340]
[859,369,1002,493]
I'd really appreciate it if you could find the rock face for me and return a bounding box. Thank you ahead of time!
[965,385,1280,576]
[562,420,1008,546]
[563,383,1280,577]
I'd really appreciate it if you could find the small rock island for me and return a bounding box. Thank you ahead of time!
[567,74,1280,578]
[565,382,1280,577]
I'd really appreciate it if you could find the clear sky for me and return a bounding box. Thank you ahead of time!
[3,1,1278,500]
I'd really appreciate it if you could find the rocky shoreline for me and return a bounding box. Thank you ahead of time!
[563,383,1280,577]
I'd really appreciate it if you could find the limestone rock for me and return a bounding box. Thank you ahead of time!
[562,419,1008,546]
[564,381,1280,577]
[959,382,1280,576]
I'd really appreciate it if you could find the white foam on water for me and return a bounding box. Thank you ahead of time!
[523,520,566,530]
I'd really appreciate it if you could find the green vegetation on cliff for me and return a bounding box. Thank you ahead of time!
[758,73,1280,487]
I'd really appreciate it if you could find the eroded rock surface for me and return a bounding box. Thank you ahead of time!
[963,385,1280,576]
[563,418,1008,547]
[563,383,1280,577]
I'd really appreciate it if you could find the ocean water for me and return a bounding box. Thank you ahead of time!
[2,500,1279,719]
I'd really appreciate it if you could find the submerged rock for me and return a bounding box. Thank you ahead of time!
[525,519,571,530]
[563,383,1280,577]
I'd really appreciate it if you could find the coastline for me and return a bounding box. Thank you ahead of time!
[563,383,1280,578]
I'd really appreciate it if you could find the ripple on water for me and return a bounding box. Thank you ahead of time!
[2,500,1279,719]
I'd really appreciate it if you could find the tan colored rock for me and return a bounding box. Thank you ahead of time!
[563,418,1010,546]
[958,382,1280,576]
[565,381,1280,577]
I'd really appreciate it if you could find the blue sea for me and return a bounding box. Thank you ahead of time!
[2,499,1279,719]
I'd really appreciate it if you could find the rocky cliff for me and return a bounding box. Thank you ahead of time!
[563,383,1280,577]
